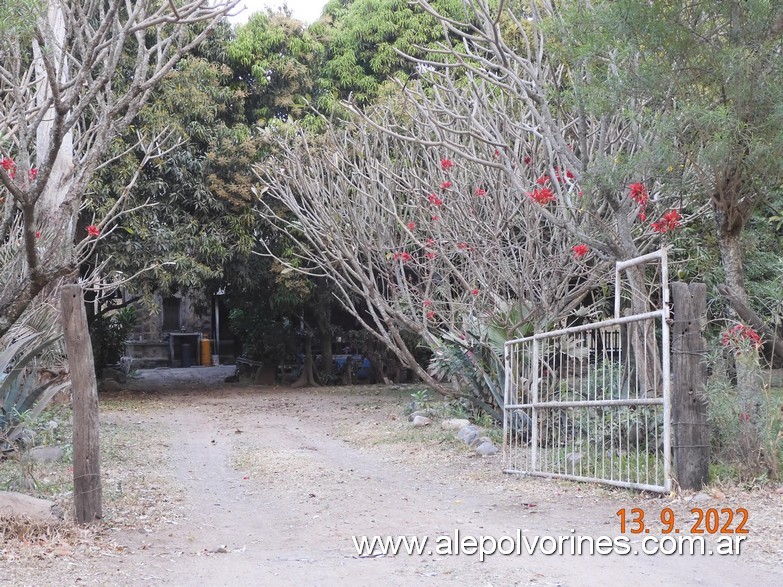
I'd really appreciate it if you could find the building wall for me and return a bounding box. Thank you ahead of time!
[126,292,214,368]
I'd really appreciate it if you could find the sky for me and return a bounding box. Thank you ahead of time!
[229,0,329,25]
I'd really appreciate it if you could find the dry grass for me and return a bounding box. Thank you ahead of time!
[0,402,183,576]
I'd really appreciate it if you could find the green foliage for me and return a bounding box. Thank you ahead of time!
[89,306,139,377]
[554,0,783,225]
[315,0,472,106]
[88,50,259,301]
[229,10,325,123]
[410,388,430,404]
[428,300,536,418]
[0,0,44,37]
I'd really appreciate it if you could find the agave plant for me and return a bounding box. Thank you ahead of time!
[0,303,70,446]
[428,300,535,419]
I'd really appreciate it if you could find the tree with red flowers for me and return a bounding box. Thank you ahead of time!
[257,1,698,408]
[0,0,238,339]
[256,105,613,412]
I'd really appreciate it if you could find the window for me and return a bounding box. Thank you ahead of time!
[162,297,181,331]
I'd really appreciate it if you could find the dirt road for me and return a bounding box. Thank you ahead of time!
[2,368,781,586]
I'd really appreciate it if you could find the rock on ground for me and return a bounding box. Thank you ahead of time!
[0,491,64,522]
[475,441,499,456]
[26,446,65,463]
[441,418,471,430]
[456,424,480,445]
[411,415,432,427]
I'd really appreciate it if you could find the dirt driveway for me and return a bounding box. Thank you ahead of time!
[2,367,781,586]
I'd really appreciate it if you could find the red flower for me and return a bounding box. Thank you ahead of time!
[474,188,487,197]
[528,187,555,205]
[440,158,454,171]
[407,222,416,230]
[523,156,532,165]
[493,149,501,158]
[457,242,468,250]
[721,324,762,352]
[36,230,41,239]
[427,193,443,206]
[426,238,436,247]
[423,299,433,308]
[663,209,681,225]
[440,181,452,190]
[426,310,436,320]
[1,157,16,180]
[470,288,479,296]
[535,174,549,186]
[28,168,38,181]
[86,225,101,237]
[651,209,681,233]
[431,215,440,221]
[426,252,437,260]
[573,244,589,259]
[629,182,649,207]
[565,170,575,180]
[638,212,647,222]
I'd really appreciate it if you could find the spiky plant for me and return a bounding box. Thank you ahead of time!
[0,300,69,447]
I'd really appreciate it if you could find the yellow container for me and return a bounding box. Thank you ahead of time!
[200,338,212,366]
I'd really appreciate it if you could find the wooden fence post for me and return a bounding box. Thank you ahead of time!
[60,284,102,522]
[670,282,710,490]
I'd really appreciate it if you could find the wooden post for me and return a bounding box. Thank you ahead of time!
[670,282,710,490]
[60,284,102,522]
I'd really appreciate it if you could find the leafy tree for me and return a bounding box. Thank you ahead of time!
[229,9,326,124]
[553,0,783,454]
[315,0,472,107]
[87,51,258,304]
[89,306,138,377]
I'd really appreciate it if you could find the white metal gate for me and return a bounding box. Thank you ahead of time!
[502,250,671,493]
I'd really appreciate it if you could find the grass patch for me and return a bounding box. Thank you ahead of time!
[376,424,456,446]
[2,401,182,533]
[0,405,74,497]
[707,358,783,483]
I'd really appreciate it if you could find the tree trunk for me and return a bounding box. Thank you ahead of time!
[34,2,75,234]
[715,207,764,439]
[291,333,318,388]
[625,265,662,398]
[316,285,333,382]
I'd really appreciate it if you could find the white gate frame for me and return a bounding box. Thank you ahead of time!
[503,250,672,493]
